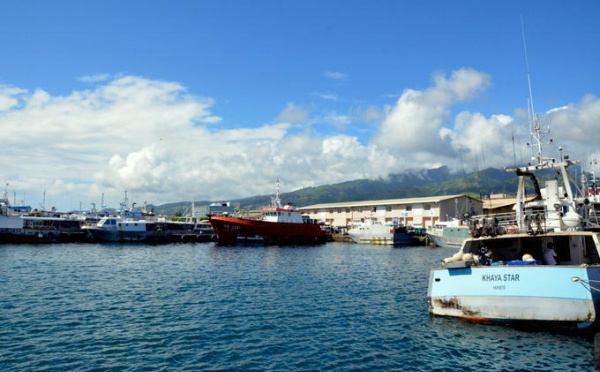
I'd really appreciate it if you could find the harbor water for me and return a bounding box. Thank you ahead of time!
[0,242,593,371]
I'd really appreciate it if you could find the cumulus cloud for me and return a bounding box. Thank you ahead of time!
[0,71,597,211]
[371,68,492,168]
[0,86,27,111]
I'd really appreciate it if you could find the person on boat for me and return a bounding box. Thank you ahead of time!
[543,242,557,265]
[478,245,493,266]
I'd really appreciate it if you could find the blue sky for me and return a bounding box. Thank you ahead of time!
[0,0,598,211]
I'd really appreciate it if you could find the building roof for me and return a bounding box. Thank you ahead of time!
[298,194,478,210]
[482,198,516,210]
[480,196,537,210]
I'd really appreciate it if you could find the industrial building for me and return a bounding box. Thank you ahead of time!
[298,194,483,229]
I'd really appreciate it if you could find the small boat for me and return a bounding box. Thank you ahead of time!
[427,123,600,332]
[169,220,216,243]
[0,198,84,243]
[81,214,160,243]
[347,219,414,245]
[209,180,328,245]
[426,219,471,249]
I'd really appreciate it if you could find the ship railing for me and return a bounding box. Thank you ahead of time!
[468,209,573,236]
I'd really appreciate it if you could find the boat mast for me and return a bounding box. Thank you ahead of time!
[271,178,282,208]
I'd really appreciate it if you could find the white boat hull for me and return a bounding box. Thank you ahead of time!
[427,233,464,250]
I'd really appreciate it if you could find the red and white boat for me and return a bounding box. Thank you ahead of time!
[209,180,328,245]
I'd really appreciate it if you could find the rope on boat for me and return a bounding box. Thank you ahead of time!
[571,277,600,293]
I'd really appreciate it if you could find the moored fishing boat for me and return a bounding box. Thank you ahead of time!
[347,219,414,245]
[209,180,328,245]
[427,123,600,332]
[0,198,84,243]
[426,219,471,249]
[81,214,160,243]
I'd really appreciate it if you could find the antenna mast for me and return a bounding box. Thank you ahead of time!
[271,178,281,208]
[521,16,549,166]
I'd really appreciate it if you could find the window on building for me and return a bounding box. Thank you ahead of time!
[385,206,392,212]
[424,204,430,211]
[406,205,412,211]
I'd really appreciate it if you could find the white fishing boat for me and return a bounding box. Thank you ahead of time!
[427,119,600,332]
[347,219,414,245]
[0,197,84,243]
[81,214,158,242]
[81,193,165,243]
[426,219,471,249]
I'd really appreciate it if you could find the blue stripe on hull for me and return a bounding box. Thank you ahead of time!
[428,265,600,330]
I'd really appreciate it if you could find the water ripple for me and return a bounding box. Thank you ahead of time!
[0,243,593,371]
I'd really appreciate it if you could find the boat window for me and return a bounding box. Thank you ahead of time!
[554,236,571,262]
[586,236,600,264]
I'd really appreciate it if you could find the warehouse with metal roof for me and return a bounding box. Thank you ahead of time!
[298,194,483,228]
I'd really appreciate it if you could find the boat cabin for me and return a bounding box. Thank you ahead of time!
[95,217,147,232]
[461,232,600,266]
[261,204,319,224]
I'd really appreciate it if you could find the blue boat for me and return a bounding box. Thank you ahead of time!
[427,124,600,332]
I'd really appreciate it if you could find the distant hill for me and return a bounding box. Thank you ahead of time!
[151,166,523,216]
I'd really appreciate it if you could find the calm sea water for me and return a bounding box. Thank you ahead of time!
[0,242,593,371]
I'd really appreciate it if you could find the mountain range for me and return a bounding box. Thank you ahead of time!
[151,166,525,216]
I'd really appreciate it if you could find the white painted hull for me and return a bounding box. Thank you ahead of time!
[427,233,464,250]
[348,232,396,245]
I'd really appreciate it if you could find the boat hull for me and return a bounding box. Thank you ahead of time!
[348,231,414,245]
[209,216,327,245]
[427,233,464,249]
[0,231,60,244]
[427,264,600,331]
[83,227,156,242]
[427,226,470,249]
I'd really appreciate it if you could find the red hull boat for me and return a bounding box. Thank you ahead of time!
[209,180,328,245]
[209,214,327,245]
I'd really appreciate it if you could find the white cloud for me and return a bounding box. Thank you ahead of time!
[371,68,492,168]
[323,71,348,80]
[321,112,352,130]
[313,92,339,101]
[78,73,113,83]
[0,85,27,111]
[275,102,310,124]
[1,71,597,211]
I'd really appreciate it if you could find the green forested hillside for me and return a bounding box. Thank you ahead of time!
[153,164,586,216]
[152,167,523,215]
